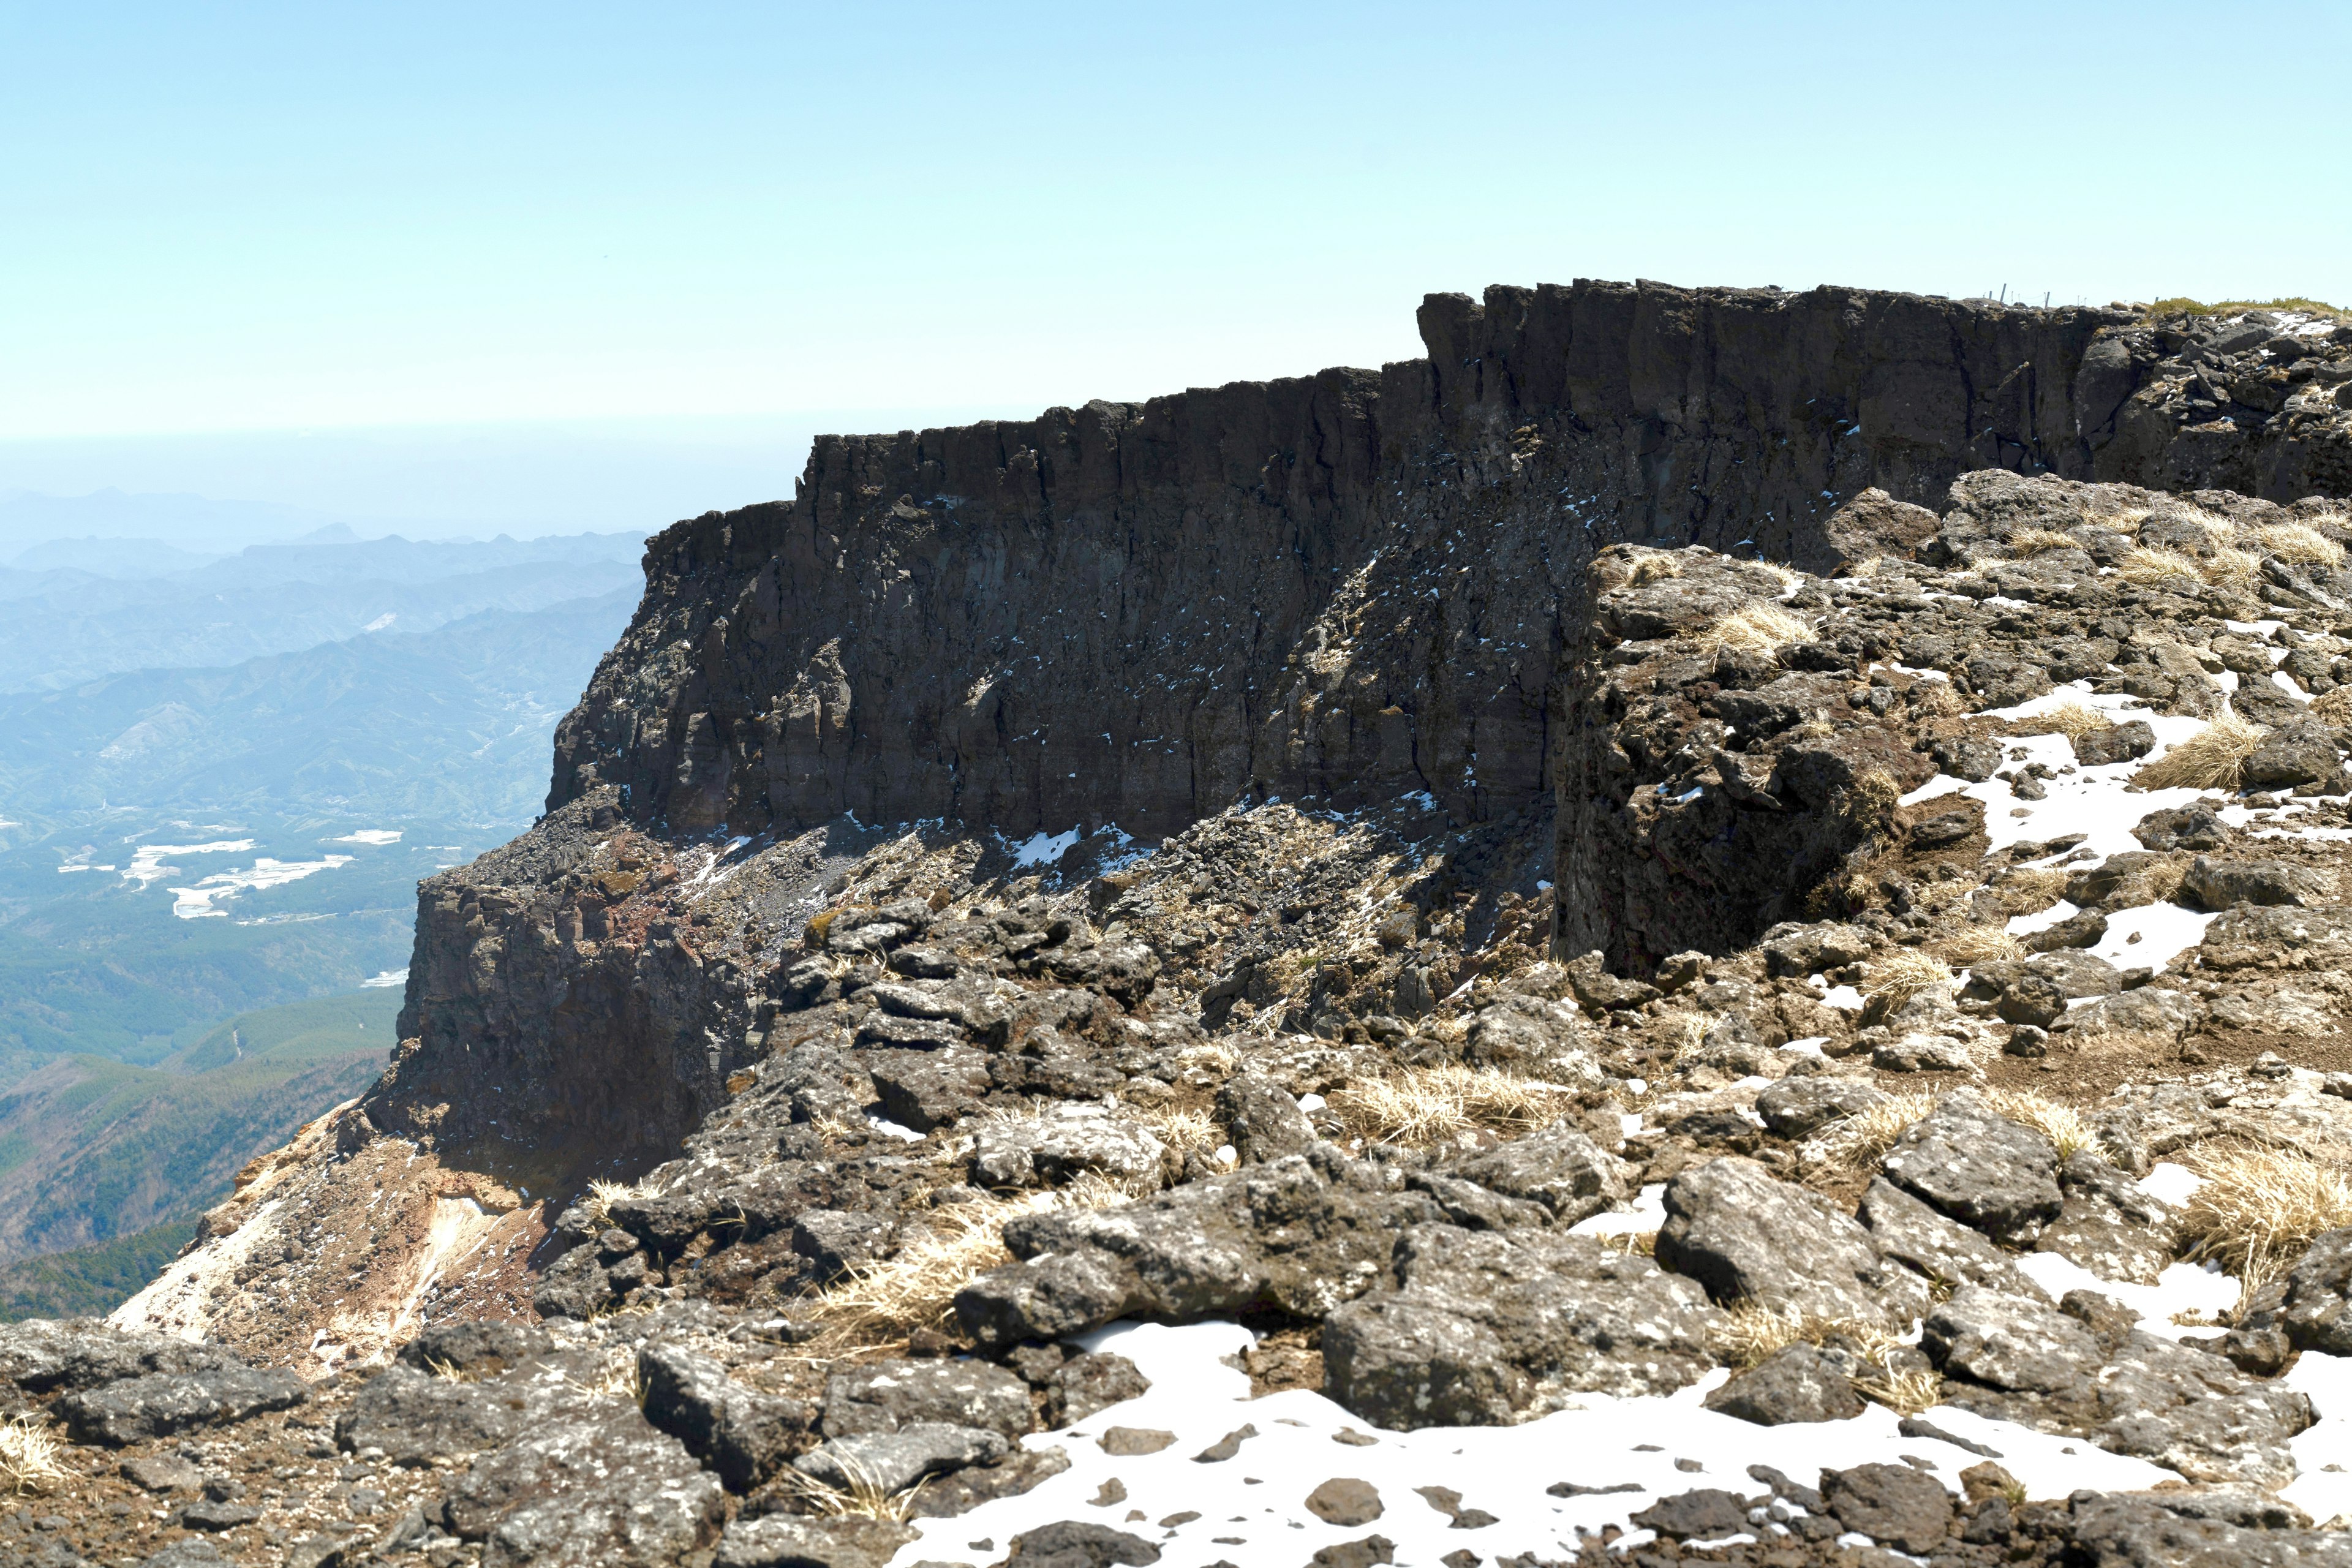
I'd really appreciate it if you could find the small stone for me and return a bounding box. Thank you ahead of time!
[1192,1423,1256,1462]
[1305,1477,1384,1526]
[1098,1427,1177,1455]
[1629,1488,1748,1540]
[1823,1461,1953,1552]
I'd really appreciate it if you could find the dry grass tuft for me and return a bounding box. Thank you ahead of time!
[2015,698,2109,744]
[1812,1090,1939,1170]
[1178,1041,1239,1079]
[1852,1368,1945,1417]
[2254,522,2348,569]
[1327,1063,1579,1147]
[2177,1142,2352,1291]
[1689,603,1815,666]
[578,1352,646,1406]
[0,1415,66,1496]
[775,1457,927,1522]
[1712,1300,1810,1368]
[1130,1104,1225,1159]
[2118,545,2209,589]
[815,1177,1132,1341]
[1627,551,1686,585]
[1659,1010,1714,1059]
[581,1178,641,1227]
[1937,927,2025,965]
[2104,507,2151,536]
[1993,866,2070,915]
[2135,707,2269,792]
[1860,951,1953,1011]
[1984,1089,2095,1161]
[2007,527,2084,557]
[2201,546,2262,587]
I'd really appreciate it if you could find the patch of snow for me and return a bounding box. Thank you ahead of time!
[2086,902,2218,973]
[2138,1161,2203,1208]
[121,838,255,889]
[363,611,398,632]
[1011,827,1083,869]
[894,1316,2177,1567]
[1569,1182,1668,1239]
[168,854,353,918]
[329,829,404,846]
[862,1113,924,1144]
[2011,1254,2237,1341]
[2283,1351,2352,1523]
[361,968,409,989]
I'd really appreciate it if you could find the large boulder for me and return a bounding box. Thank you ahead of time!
[1879,1093,2063,1245]
[1856,1178,2052,1302]
[1654,1158,1928,1325]
[821,1357,1033,1440]
[1321,1223,1717,1430]
[1460,995,1604,1085]
[639,1344,814,1491]
[1701,1344,1864,1426]
[971,1106,1166,1191]
[58,1364,309,1446]
[1442,1120,1624,1224]
[955,1149,1435,1345]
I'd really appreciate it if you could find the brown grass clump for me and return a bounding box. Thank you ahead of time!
[1627,551,1686,585]
[1983,1088,2094,1161]
[1712,1303,1942,1414]
[2177,1142,2352,1291]
[1859,950,1953,1011]
[2118,545,2209,589]
[1993,866,2070,916]
[2135,707,2269,792]
[1327,1064,1579,1147]
[2254,521,2348,568]
[1130,1104,1225,1159]
[1689,603,1814,666]
[2015,698,2108,744]
[775,1457,927,1521]
[1937,927,2025,965]
[2201,546,2261,588]
[2007,527,2083,557]
[1812,1090,1940,1170]
[581,1177,643,1227]
[0,1415,66,1496]
[814,1177,1132,1341]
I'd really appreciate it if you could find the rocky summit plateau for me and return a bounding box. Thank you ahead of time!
[18,279,2352,1568]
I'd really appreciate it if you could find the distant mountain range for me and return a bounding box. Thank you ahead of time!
[0,518,651,1276]
[0,526,644,692]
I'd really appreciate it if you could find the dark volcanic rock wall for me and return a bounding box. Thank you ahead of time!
[545,280,2256,846]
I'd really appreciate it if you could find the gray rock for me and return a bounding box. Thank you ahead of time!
[179,1498,262,1530]
[904,1445,1073,1517]
[794,1422,1008,1494]
[121,1453,205,1491]
[2133,804,2227,852]
[639,1343,813,1491]
[1655,1157,1928,1325]
[2023,908,2111,953]
[1754,1076,1890,1139]
[823,1357,1033,1439]
[57,1363,309,1446]
[2060,1490,2352,1567]
[713,1514,919,1568]
[1444,1121,1624,1224]
[956,1150,1436,1345]
[2184,855,2335,910]
[868,1046,992,1131]
[437,1389,728,1566]
[0,1318,232,1393]
[1925,1286,2313,1485]
[1044,1351,1149,1426]
[1321,1223,1717,1429]
[1857,1177,2052,1301]
[1215,1071,1316,1164]
[1005,1520,1161,1566]
[1880,1092,2063,1245]
[1932,736,2005,783]
[2034,1150,2179,1285]
[395,1320,552,1378]
[1305,1477,1384,1526]
[1874,1031,1977,1072]
[1629,1488,1748,1540]
[2198,903,2352,972]
[2026,949,2121,997]
[2243,718,2342,789]
[1701,1344,1864,1425]
[336,1366,522,1465]
[137,1544,232,1568]
[971,1107,1166,1191]
[1460,995,1604,1086]
[2067,985,2204,1038]
[790,1210,899,1277]
[2073,721,2156,766]
[1401,1170,1550,1231]
[2240,1227,2352,1354]
[532,1242,620,1320]
[1823,1462,1951,1553]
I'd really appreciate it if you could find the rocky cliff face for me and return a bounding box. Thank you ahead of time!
[69,285,2352,1565]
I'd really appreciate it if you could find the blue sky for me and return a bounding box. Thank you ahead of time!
[3,1,2347,533]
